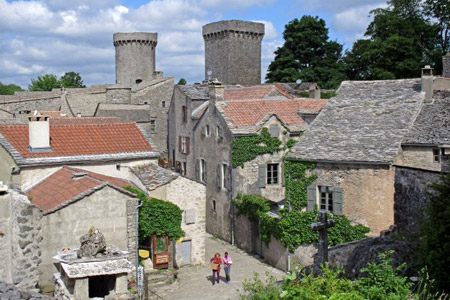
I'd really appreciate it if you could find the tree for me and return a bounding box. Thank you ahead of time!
[177,78,187,85]
[344,0,440,79]
[266,16,345,89]
[424,0,450,54]
[28,74,60,91]
[0,82,23,95]
[59,72,85,88]
[418,173,450,294]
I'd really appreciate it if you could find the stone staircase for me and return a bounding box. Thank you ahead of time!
[145,269,179,300]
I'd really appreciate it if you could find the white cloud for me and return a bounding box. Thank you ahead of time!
[253,20,278,40]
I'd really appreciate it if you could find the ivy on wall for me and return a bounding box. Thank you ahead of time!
[125,186,185,242]
[231,127,283,168]
[283,160,317,210]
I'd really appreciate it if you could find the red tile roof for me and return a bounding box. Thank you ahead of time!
[27,166,131,213]
[0,121,152,158]
[222,99,327,128]
[224,84,294,101]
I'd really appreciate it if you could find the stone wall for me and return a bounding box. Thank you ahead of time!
[443,54,450,78]
[394,166,441,234]
[106,87,131,104]
[0,188,43,290]
[311,163,395,235]
[151,176,206,265]
[38,186,137,285]
[396,146,442,172]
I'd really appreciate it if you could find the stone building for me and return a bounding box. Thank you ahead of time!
[0,31,174,158]
[25,166,138,285]
[130,163,206,266]
[288,79,426,235]
[0,116,159,190]
[168,82,326,241]
[203,20,265,85]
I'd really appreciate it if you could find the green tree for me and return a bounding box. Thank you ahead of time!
[59,71,85,88]
[344,0,440,79]
[28,74,60,91]
[266,16,346,89]
[418,173,450,294]
[177,78,187,85]
[0,81,23,95]
[424,0,450,54]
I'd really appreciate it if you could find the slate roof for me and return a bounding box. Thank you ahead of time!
[0,119,158,167]
[26,166,134,214]
[131,163,179,190]
[218,99,326,133]
[403,90,450,145]
[288,79,424,164]
[95,104,152,122]
[178,85,209,100]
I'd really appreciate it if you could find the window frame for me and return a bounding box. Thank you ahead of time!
[182,105,187,123]
[150,119,156,133]
[266,163,279,185]
[200,158,207,182]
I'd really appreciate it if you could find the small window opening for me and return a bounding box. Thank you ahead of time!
[267,163,279,185]
[136,79,142,84]
[162,101,166,107]
[212,200,216,211]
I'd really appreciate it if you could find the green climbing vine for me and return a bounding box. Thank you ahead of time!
[125,186,185,242]
[233,160,369,252]
[283,160,317,209]
[231,127,283,168]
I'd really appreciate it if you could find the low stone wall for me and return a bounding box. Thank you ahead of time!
[0,188,43,290]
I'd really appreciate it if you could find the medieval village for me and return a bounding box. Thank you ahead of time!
[0,0,449,299]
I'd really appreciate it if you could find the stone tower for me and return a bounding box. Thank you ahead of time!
[203,20,265,86]
[113,32,158,86]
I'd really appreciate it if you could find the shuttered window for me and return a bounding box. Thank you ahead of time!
[307,185,343,215]
[269,125,279,138]
[267,163,279,185]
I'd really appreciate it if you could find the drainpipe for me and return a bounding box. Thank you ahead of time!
[230,168,235,246]
[135,199,143,281]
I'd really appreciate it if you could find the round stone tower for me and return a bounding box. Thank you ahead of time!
[203,20,265,86]
[113,32,158,86]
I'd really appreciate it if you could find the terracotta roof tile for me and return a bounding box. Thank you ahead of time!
[222,99,327,128]
[0,121,152,158]
[27,166,131,213]
[224,86,276,100]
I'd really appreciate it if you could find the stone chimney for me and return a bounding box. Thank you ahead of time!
[421,65,434,102]
[208,80,224,107]
[443,53,450,78]
[28,114,50,151]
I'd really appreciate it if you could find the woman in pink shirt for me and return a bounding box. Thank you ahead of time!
[222,251,232,284]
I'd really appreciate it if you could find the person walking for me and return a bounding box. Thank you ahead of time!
[222,251,232,284]
[210,253,222,285]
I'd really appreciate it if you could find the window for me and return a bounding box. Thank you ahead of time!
[196,158,207,182]
[269,125,279,138]
[216,125,223,141]
[205,125,210,136]
[433,149,444,163]
[182,106,187,123]
[212,199,216,212]
[319,186,333,212]
[182,162,187,176]
[150,120,156,133]
[267,163,279,185]
[178,136,190,154]
[307,185,343,215]
[201,159,207,182]
[217,163,230,190]
[162,101,166,108]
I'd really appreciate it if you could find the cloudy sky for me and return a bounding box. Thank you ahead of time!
[0,0,387,88]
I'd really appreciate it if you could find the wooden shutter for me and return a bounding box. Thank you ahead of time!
[333,187,343,215]
[258,164,266,188]
[307,185,316,212]
[186,137,190,155]
[203,160,207,183]
[178,136,182,153]
[270,125,279,138]
[217,164,222,189]
[224,165,230,190]
[281,163,285,186]
[195,159,199,180]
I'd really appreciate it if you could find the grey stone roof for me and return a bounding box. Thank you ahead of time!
[403,91,450,145]
[288,79,424,164]
[131,163,179,190]
[178,85,209,100]
[95,103,152,122]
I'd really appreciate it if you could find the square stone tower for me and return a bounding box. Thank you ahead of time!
[203,20,265,86]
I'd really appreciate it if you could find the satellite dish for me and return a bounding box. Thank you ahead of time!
[296,79,302,84]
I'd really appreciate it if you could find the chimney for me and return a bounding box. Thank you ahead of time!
[28,114,50,152]
[421,65,434,102]
[443,53,450,78]
[208,79,224,107]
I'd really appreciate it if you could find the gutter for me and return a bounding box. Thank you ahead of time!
[284,157,392,166]
[135,199,143,281]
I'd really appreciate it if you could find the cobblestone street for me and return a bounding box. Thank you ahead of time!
[164,234,286,300]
